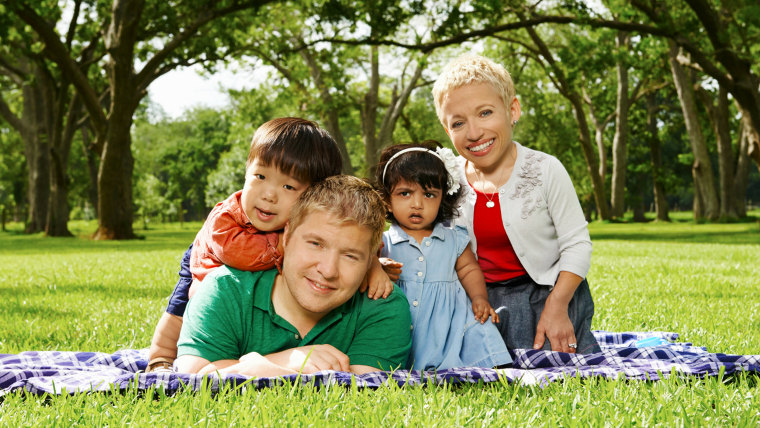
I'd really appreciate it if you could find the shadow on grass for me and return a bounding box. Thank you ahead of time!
[591,229,760,245]
[0,233,196,255]
[3,220,759,251]
[0,221,201,255]
[0,281,174,301]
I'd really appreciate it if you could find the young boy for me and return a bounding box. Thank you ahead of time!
[147,117,393,372]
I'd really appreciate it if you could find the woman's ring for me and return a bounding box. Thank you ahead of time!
[568,343,577,349]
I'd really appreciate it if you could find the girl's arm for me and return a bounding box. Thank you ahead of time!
[532,271,582,353]
[359,257,394,300]
[360,241,401,299]
[455,247,499,324]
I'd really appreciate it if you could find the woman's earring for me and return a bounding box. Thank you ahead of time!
[512,120,518,125]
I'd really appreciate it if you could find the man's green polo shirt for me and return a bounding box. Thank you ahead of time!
[177,266,412,370]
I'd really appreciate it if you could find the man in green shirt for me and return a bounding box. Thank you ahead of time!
[175,176,412,376]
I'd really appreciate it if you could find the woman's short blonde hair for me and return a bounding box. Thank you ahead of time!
[288,175,386,254]
[432,54,516,125]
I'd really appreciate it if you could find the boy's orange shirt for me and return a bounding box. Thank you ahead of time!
[190,190,282,284]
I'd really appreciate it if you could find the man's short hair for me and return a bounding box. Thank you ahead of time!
[432,54,516,125]
[247,117,343,184]
[289,175,386,254]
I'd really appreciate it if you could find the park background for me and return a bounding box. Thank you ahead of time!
[1,0,760,238]
[1,0,760,425]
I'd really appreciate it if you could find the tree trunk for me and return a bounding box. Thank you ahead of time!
[94,104,138,240]
[80,124,100,218]
[47,152,72,237]
[740,106,760,174]
[21,73,50,234]
[584,97,608,182]
[568,94,610,220]
[46,93,81,237]
[610,32,630,219]
[323,111,352,174]
[297,45,353,174]
[713,87,737,219]
[668,42,719,220]
[749,128,760,172]
[376,57,426,150]
[645,93,670,222]
[524,24,610,220]
[361,45,380,177]
[93,0,143,240]
[12,0,273,239]
[692,167,704,220]
[733,110,754,217]
[632,193,646,222]
[677,0,760,174]
[697,85,737,220]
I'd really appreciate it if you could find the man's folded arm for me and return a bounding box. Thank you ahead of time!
[176,347,378,376]
[175,353,297,377]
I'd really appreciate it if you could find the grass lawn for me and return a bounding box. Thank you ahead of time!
[1,215,759,425]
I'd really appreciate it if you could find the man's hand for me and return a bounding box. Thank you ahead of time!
[471,296,499,324]
[359,258,395,299]
[265,344,351,373]
[175,346,358,376]
[232,352,295,377]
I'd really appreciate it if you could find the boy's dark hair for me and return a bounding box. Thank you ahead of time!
[375,140,462,224]
[247,117,343,183]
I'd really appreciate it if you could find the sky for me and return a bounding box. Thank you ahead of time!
[147,65,259,119]
[58,4,250,120]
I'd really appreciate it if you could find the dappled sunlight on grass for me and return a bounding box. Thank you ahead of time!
[0,220,202,255]
[589,219,760,245]
[0,225,195,353]
[588,234,759,355]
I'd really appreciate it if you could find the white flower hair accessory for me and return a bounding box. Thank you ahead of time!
[434,147,461,195]
[381,146,461,195]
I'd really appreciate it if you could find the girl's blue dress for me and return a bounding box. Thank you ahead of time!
[381,222,512,370]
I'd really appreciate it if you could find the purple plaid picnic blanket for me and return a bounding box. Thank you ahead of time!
[2,331,758,395]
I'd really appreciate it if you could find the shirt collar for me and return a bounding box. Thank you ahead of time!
[253,269,279,311]
[228,190,254,227]
[387,221,448,245]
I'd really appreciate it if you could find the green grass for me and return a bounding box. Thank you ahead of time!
[1,217,759,426]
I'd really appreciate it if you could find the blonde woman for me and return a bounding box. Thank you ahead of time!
[430,54,600,354]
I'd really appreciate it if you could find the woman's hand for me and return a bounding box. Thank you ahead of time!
[472,296,499,324]
[533,271,582,353]
[533,298,576,353]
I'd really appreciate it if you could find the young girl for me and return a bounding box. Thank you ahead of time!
[376,142,512,371]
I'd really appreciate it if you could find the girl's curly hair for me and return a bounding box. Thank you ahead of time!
[374,140,462,224]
